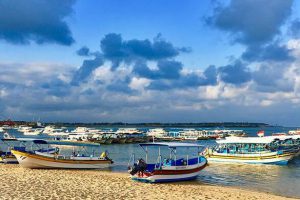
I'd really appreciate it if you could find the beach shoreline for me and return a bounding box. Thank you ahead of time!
[0,165,298,200]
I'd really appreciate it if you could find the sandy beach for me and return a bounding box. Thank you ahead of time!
[0,165,297,200]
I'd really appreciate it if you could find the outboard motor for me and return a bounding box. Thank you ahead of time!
[129,163,139,175]
[138,158,147,172]
[129,158,147,176]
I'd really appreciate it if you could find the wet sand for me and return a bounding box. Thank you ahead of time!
[0,165,297,200]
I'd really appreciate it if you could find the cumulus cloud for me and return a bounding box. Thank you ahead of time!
[133,60,183,80]
[146,65,218,90]
[206,0,293,46]
[252,64,295,92]
[100,33,189,68]
[72,33,190,85]
[218,60,251,85]
[76,46,91,56]
[71,54,104,85]
[242,43,294,62]
[0,0,75,45]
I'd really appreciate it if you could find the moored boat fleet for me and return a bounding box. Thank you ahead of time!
[2,125,249,144]
[1,126,300,183]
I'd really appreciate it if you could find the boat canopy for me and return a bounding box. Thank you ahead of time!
[139,142,203,148]
[216,136,300,144]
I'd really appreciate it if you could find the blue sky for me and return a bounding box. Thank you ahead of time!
[1,0,300,126]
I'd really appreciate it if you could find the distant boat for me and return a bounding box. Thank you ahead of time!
[272,132,287,136]
[128,142,207,183]
[12,140,113,169]
[257,130,265,137]
[288,129,300,135]
[204,136,300,165]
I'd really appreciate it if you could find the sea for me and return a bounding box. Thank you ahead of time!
[1,126,300,198]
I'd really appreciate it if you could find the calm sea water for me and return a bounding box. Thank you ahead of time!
[1,126,300,198]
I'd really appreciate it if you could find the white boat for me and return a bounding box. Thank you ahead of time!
[23,128,43,136]
[63,133,91,141]
[128,142,207,183]
[116,128,142,134]
[71,127,98,133]
[1,125,13,130]
[18,125,43,135]
[12,140,113,169]
[0,127,4,132]
[17,125,32,132]
[146,128,174,141]
[178,129,205,140]
[43,126,67,135]
[289,129,300,135]
[205,135,300,165]
[146,128,167,136]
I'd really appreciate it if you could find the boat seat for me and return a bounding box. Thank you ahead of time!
[187,157,199,165]
[13,147,26,152]
[175,158,185,166]
[146,164,156,172]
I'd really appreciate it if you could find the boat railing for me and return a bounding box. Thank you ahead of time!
[127,153,135,168]
[155,155,162,170]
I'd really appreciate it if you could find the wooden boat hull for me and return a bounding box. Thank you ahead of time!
[125,138,134,143]
[12,150,113,169]
[118,138,127,144]
[2,157,18,164]
[131,157,207,183]
[104,138,114,144]
[0,154,18,164]
[206,152,296,165]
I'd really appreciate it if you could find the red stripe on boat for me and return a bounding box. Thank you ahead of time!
[152,162,207,175]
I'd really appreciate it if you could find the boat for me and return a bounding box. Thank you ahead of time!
[0,137,57,164]
[89,130,118,144]
[104,138,114,144]
[145,128,174,141]
[128,142,207,183]
[272,132,287,136]
[116,128,143,134]
[288,129,300,135]
[118,137,127,144]
[71,127,100,134]
[178,129,201,141]
[43,126,68,135]
[63,133,91,141]
[204,135,300,165]
[11,140,113,169]
[23,128,43,136]
[71,127,89,133]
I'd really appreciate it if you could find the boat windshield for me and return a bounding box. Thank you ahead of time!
[214,143,274,154]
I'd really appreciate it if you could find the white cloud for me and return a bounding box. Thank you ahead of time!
[129,77,151,90]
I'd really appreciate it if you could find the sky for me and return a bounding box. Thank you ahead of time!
[1,0,300,126]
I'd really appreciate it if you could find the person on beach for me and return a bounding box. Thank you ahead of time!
[137,158,147,177]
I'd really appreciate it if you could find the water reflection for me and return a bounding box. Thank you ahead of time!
[199,160,300,198]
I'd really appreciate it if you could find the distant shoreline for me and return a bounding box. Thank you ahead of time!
[4,121,273,128]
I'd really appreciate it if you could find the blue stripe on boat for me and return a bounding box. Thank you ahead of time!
[132,175,199,183]
[153,175,199,183]
[209,160,289,165]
